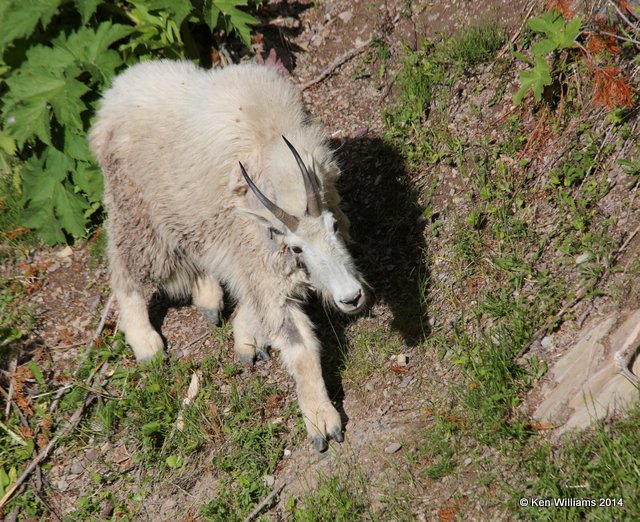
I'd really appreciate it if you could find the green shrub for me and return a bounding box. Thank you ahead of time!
[0,0,259,244]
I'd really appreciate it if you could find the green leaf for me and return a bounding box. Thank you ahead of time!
[53,181,89,237]
[73,162,103,203]
[145,0,193,27]
[45,148,74,180]
[512,51,534,66]
[0,0,62,47]
[64,129,92,161]
[213,0,258,48]
[558,16,581,48]
[75,0,101,24]
[165,455,183,468]
[206,2,222,31]
[28,361,46,388]
[5,98,52,147]
[513,55,552,104]
[59,24,132,83]
[20,154,90,243]
[141,421,162,435]
[50,77,91,132]
[531,38,558,56]
[528,11,563,36]
[0,131,16,155]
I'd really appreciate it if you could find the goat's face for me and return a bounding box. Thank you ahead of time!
[240,137,366,314]
[281,211,365,314]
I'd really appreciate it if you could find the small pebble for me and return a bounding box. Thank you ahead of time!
[86,449,100,462]
[541,335,554,349]
[384,442,402,454]
[70,460,85,475]
[338,10,353,23]
[396,354,408,366]
[575,253,590,265]
[57,478,69,491]
[262,474,275,487]
[56,246,73,258]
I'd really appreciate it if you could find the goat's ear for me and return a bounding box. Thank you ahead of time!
[236,207,282,232]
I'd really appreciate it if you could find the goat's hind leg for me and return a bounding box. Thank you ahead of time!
[192,275,224,325]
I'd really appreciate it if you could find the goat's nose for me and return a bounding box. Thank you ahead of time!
[340,289,362,308]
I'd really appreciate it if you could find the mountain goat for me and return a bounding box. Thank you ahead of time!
[89,60,366,451]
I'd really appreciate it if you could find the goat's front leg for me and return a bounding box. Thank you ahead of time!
[275,308,343,451]
[232,304,269,364]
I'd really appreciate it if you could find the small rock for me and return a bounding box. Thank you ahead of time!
[398,375,413,388]
[46,262,61,273]
[56,245,73,258]
[396,354,408,366]
[541,335,555,350]
[283,448,291,457]
[70,460,85,475]
[100,501,114,518]
[384,442,402,454]
[338,10,353,23]
[262,474,275,487]
[365,381,375,392]
[464,457,472,466]
[57,478,69,491]
[575,253,590,265]
[86,449,100,462]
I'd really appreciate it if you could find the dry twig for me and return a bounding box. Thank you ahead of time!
[302,36,374,90]
[243,482,286,522]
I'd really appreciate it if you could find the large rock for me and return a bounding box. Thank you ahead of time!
[534,310,640,433]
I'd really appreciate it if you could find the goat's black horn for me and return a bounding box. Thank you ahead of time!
[282,136,322,217]
[239,162,299,231]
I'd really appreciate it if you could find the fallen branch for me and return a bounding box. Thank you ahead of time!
[0,354,111,510]
[302,36,374,90]
[0,391,97,510]
[243,482,286,522]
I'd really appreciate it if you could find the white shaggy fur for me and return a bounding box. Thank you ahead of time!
[89,60,365,448]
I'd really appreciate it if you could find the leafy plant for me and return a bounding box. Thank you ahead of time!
[0,0,259,244]
[513,10,582,104]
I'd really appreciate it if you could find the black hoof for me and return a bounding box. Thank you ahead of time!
[255,348,270,361]
[313,436,328,453]
[236,353,255,365]
[199,307,220,325]
[330,429,344,443]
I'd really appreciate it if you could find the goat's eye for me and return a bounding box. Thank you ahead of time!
[291,246,303,254]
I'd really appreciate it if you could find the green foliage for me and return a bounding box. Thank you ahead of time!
[513,10,582,104]
[519,403,640,520]
[448,22,506,67]
[0,278,34,348]
[0,0,259,244]
[290,473,372,522]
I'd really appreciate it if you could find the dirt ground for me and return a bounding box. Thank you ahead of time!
[3,0,640,520]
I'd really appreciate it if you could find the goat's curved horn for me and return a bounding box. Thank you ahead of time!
[239,162,299,231]
[282,136,322,217]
